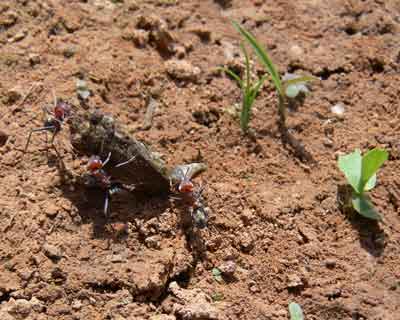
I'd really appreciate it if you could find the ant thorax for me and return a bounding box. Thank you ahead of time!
[54,101,71,120]
[87,156,103,171]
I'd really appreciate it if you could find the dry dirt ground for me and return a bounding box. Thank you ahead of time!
[1,0,400,319]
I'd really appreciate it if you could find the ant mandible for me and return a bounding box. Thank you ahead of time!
[24,95,71,153]
[86,152,136,217]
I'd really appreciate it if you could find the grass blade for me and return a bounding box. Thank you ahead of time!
[232,21,282,95]
[241,43,251,90]
[283,75,318,88]
[220,67,244,89]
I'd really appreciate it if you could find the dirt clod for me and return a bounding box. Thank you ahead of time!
[287,274,303,289]
[169,282,219,320]
[165,60,201,83]
[42,243,62,261]
[218,260,236,277]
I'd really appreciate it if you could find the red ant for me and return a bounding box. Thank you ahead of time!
[86,152,136,217]
[24,98,71,153]
[170,164,209,228]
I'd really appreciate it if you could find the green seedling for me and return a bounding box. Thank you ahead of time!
[232,21,317,124]
[289,302,304,320]
[221,44,268,133]
[212,267,223,283]
[338,148,388,220]
[76,79,90,100]
[211,292,224,302]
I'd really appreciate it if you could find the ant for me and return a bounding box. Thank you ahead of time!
[24,96,71,153]
[86,152,136,217]
[170,164,209,228]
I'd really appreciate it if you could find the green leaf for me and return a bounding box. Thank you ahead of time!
[364,174,377,191]
[352,193,382,220]
[289,302,304,320]
[361,148,388,191]
[232,21,283,95]
[338,150,363,193]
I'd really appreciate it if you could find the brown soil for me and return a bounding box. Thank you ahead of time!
[1,0,400,319]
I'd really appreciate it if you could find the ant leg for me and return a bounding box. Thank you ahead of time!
[24,126,55,153]
[50,129,58,144]
[102,152,112,167]
[115,155,137,168]
[104,192,110,218]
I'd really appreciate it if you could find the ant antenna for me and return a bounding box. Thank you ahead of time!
[52,89,57,108]
[102,152,112,167]
[115,155,136,168]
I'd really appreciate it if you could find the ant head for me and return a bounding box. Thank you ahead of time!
[87,156,103,171]
[178,180,194,193]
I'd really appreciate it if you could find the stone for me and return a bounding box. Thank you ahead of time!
[331,103,346,117]
[69,111,170,194]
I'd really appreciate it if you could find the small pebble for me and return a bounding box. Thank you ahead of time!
[331,103,346,117]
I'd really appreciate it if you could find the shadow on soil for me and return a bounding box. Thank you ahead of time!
[50,154,209,262]
[337,184,386,257]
